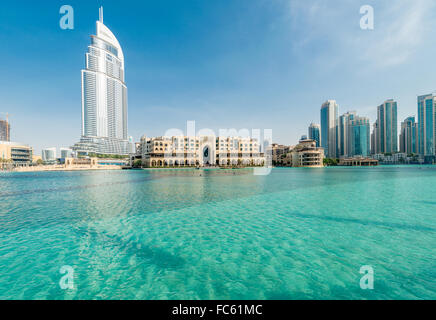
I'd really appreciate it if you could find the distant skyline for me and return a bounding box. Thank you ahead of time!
[1,0,436,154]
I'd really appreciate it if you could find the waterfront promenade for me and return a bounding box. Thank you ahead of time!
[11,165,122,173]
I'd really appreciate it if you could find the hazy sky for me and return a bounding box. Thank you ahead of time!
[1,0,436,155]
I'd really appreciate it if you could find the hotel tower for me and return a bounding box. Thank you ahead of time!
[320,100,339,158]
[375,99,398,154]
[417,94,436,163]
[73,8,131,155]
[308,123,321,147]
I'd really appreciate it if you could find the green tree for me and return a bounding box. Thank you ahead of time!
[323,158,338,166]
[133,160,142,168]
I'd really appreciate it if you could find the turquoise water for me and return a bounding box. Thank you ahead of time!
[0,167,435,300]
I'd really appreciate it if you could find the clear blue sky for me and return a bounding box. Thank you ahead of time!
[1,0,436,155]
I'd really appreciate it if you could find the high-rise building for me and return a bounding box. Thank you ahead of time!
[417,94,436,162]
[338,111,356,157]
[72,7,131,155]
[349,116,370,157]
[0,119,10,142]
[400,116,418,155]
[320,100,339,158]
[376,99,398,154]
[371,121,379,155]
[308,123,321,147]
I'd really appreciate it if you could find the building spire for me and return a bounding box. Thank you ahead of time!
[99,6,104,23]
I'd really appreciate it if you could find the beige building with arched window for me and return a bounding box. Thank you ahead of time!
[139,135,265,168]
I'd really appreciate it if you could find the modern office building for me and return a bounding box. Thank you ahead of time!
[42,148,57,164]
[0,119,10,142]
[140,135,265,167]
[72,8,131,155]
[376,99,398,154]
[308,123,321,147]
[338,111,357,157]
[371,121,378,155]
[349,116,370,157]
[0,142,33,166]
[417,94,436,162]
[400,116,418,155]
[60,148,74,159]
[320,100,339,158]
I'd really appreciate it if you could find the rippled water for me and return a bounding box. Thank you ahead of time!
[0,167,435,300]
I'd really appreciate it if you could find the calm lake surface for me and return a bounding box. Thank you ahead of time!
[0,167,435,299]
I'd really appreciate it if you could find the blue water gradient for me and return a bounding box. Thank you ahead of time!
[0,167,435,300]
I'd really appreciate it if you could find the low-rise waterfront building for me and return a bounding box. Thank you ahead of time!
[339,157,378,166]
[139,135,265,168]
[270,143,291,166]
[42,148,57,165]
[371,153,421,165]
[60,148,74,159]
[282,139,324,167]
[0,141,33,168]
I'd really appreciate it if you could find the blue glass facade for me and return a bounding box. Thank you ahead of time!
[349,117,370,157]
[400,116,418,155]
[339,112,356,157]
[308,124,321,147]
[418,95,435,160]
[321,107,328,153]
[320,101,338,158]
[377,100,398,154]
[425,99,434,155]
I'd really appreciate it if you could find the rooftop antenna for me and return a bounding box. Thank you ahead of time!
[99,6,104,23]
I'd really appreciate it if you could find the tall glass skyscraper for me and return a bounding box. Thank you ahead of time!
[321,100,338,158]
[73,8,131,155]
[376,99,398,154]
[308,123,321,147]
[349,116,370,157]
[338,111,356,157]
[400,116,418,155]
[417,94,436,162]
[371,121,378,155]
